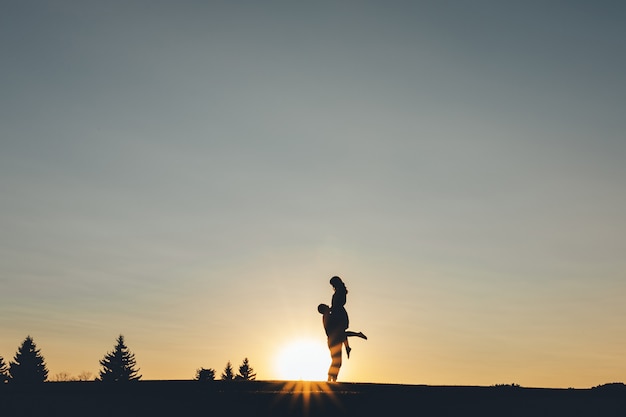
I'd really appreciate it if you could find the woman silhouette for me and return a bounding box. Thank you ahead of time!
[329,276,366,358]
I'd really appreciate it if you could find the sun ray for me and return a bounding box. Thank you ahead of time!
[271,380,343,417]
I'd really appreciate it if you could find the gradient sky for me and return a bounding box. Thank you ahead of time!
[1,1,625,388]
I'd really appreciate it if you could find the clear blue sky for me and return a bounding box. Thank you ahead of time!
[1,1,625,387]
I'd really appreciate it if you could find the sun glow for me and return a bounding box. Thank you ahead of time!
[274,339,330,381]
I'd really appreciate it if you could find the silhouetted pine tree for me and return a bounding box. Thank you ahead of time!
[9,336,49,383]
[98,335,141,382]
[236,357,256,381]
[221,361,235,381]
[0,355,9,383]
[195,367,216,381]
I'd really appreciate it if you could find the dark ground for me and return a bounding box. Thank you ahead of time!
[2,380,625,417]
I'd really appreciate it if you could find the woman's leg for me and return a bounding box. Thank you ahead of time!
[346,331,367,340]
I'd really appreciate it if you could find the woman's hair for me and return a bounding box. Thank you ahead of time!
[330,276,348,294]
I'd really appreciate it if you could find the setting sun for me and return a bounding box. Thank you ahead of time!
[274,339,330,381]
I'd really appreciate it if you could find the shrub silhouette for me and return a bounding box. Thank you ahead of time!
[592,382,626,391]
[76,371,94,381]
[9,336,49,383]
[195,367,216,381]
[98,335,142,382]
[53,371,76,382]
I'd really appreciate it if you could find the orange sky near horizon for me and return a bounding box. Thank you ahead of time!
[2,258,625,388]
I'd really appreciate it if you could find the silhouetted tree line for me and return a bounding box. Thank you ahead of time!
[0,335,140,384]
[195,357,256,382]
[1,335,256,384]
[491,383,521,388]
[592,382,626,391]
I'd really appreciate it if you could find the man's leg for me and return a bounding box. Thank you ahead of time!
[327,342,342,382]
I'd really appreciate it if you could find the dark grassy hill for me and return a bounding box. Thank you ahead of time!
[2,380,625,416]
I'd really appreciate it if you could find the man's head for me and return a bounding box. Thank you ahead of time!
[317,303,330,314]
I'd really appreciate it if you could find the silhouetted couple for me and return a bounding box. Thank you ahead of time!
[318,276,367,382]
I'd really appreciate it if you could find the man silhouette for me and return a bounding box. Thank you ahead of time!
[318,303,344,382]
